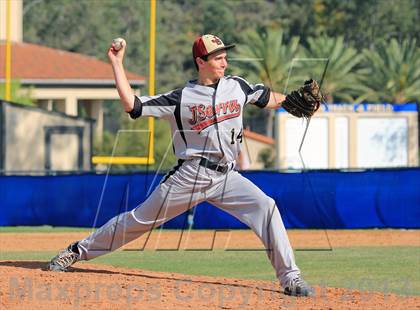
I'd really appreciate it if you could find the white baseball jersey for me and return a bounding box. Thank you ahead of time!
[129,76,270,164]
[76,75,302,289]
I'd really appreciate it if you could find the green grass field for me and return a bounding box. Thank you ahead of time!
[1,227,419,296]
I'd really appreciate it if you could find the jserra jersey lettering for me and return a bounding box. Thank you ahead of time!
[129,76,270,163]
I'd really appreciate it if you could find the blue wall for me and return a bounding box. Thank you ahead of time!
[1,169,419,229]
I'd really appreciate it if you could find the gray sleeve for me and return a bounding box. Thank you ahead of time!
[129,88,182,119]
[231,76,271,108]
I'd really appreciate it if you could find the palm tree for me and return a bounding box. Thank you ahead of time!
[232,27,304,136]
[303,36,366,103]
[359,38,420,103]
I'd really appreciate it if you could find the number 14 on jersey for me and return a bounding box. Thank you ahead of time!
[230,128,243,144]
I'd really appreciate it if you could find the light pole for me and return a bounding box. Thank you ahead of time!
[5,0,12,101]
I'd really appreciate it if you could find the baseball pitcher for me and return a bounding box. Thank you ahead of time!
[47,34,322,297]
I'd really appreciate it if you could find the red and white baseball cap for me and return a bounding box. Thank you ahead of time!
[192,34,235,59]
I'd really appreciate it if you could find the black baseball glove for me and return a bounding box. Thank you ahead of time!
[282,79,323,118]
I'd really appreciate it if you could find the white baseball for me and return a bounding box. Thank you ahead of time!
[112,38,124,51]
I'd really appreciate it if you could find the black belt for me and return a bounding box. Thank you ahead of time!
[199,158,230,173]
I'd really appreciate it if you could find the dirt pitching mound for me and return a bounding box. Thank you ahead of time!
[1,261,419,310]
[1,230,419,309]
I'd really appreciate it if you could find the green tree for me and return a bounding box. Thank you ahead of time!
[270,0,317,42]
[24,0,150,81]
[199,1,236,44]
[358,38,420,103]
[340,0,420,48]
[24,0,420,92]
[234,28,303,91]
[258,147,276,169]
[287,0,420,49]
[304,36,365,102]
[233,27,303,136]
[0,80,34,106]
